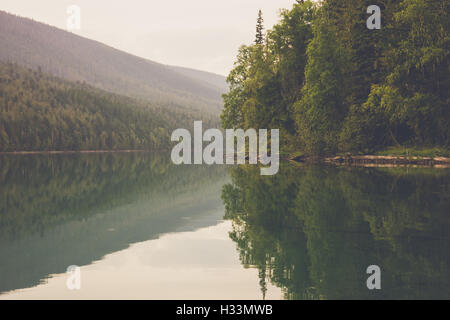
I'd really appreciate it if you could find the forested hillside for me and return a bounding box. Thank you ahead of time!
[0,11,225,114]
[221,0,449,155]
[0,62,215,152]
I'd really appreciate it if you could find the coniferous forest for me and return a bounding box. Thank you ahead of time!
[221,0,449,156]
[0,10,223,153]
[0,62,216,152]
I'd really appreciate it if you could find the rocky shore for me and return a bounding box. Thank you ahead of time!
[290,154,450,168]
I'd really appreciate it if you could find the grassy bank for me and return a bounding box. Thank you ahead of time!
[375,147,450,158]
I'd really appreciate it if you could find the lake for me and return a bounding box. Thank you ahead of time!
[0,153,448,299]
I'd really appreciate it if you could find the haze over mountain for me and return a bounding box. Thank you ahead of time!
[0,10,226,114]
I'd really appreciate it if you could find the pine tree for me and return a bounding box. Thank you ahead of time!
[255,10,264,45]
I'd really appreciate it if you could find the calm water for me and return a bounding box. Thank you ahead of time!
[0,153,448,299]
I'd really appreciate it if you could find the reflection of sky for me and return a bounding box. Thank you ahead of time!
[0,221,282,300]
[1,0,298,75]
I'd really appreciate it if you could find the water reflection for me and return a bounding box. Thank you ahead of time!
[1,154,449,299]
[0,153,228,294]
[222,164,450,299]
[1,221,283,300]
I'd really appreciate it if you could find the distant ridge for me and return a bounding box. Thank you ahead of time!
[167,65,228,94]
[0,10,226,114]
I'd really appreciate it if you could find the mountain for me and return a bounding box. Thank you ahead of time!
[167,65,228,93]
[0,62,217,152]
[0,10,226,114]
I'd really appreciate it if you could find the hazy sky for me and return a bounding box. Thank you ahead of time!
[1,0,298,76]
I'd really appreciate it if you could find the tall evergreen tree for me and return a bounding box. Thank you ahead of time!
[255,10,264,45]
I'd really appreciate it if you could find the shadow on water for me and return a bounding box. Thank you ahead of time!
[0,152,228,294]
[222,163,450,299]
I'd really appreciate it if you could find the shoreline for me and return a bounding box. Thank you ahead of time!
[0,149,154,155]
[289,154,450,168]
[1,150,449,168]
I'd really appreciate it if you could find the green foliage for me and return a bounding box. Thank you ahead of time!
[295,9,351,155]
[376,146,450,158]
[222,0,449,155]
[0,62,216,152]
[221,1,315,148]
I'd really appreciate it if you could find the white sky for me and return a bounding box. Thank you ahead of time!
[1,0,299,76]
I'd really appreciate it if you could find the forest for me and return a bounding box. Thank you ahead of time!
[220,0,449,156]
[0,62,217,152]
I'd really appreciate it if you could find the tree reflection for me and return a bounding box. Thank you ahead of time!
[222,164,450,299]
[0,153,227,293]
